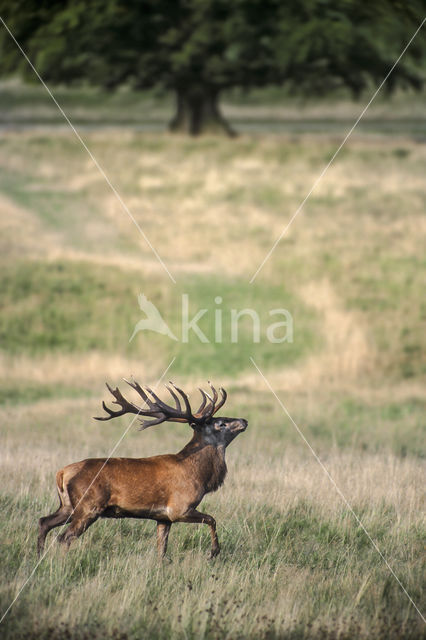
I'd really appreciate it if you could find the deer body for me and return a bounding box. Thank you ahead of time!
[38,382,247,559]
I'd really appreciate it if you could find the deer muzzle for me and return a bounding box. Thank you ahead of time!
[233,418,248,432]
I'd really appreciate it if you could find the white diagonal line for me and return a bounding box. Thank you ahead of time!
[250,356,425,623]
[249,16,426,283]
[0,16,176,284]
[0,357,176,625]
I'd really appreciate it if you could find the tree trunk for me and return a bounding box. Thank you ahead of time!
[169,87,236,137]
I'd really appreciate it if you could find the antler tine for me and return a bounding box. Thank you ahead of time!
[93,400,121,421]
[198,382,221,421]
[124,378,157,412]
[106,383,141,413]
[208,382,219,404]
[94,383,142,421]
[212,387,227,415]
[126,379,193,424]
[144,385,180,415]
[127,378,196,423]
[193,383,216,421]
[169,382,194,420]
[165,384,182,412]
[193,387,208,417]
[138,415,170,431]
[125,378,184,420]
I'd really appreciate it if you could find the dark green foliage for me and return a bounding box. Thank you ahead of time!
[0,1,424,134]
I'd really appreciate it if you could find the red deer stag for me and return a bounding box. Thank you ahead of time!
[38,381,247,559]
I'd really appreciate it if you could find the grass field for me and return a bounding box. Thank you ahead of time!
[0,85,425,639]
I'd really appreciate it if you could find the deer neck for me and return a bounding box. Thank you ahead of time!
[178,433,227,493]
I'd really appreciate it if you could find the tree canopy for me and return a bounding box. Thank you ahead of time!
[0,0,424,135]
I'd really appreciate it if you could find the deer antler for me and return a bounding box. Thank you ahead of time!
[94,380,227,430]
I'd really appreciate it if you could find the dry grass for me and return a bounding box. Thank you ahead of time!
[1,391,425,638]
[1,395,424,639]
[0,120,425,639]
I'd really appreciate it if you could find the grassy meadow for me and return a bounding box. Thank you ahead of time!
[0,85,425,639]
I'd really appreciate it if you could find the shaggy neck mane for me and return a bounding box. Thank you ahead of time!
[178,433,227,493]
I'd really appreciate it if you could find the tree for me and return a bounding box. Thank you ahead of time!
[0,0,424,135]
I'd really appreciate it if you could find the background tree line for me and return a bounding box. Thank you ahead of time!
[0,0,425,135]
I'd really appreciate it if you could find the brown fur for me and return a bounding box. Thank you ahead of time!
[37,417,247,559]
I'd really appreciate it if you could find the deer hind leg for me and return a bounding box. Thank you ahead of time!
[156,521,172,559]
[37,470,73,556]
[177,509,220,559]
[37,507,72,556]
[58,504,100,548]
[57,470,110,548]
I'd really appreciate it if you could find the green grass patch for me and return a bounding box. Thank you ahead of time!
[168,276,318,376]
[0,260,138,354]
[0,382,92,406]
[0,261,318,378]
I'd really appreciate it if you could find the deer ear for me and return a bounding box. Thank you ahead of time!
[190,422,201,431]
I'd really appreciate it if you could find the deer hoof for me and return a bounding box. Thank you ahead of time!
[208,548,220,560]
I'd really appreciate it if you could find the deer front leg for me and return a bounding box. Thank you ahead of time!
[156,521,171,559]
[177,509,220,559]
